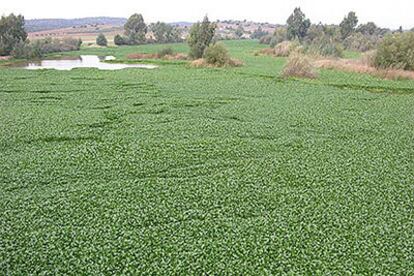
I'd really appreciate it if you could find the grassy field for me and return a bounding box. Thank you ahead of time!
[1,40,413,274]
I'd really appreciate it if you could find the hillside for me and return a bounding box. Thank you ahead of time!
[25,17,127,32]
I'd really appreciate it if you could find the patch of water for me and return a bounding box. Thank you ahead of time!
[11,55,157,70]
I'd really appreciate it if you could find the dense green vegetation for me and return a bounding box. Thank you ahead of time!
[0,14,27,56]
[96,33,108,47]
[1,40,414,274]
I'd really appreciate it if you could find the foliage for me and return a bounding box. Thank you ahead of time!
[157,47,174,57]
[340,12,358,39]
[269,27,288,47]
[343,32,378,52]
[188,16,216,59]
[114,34,125,46]
[96,33,108,47]
[1,40,414,275]
[259,34,273,44]
[356,22,379,36]
[149,22,182,43]
[282,52,317,78]
[0,14,27,56]
[11,37,82,58]
[374,32,414,70]
[124,13,147,45]
[203,43,231,66]
[286,8,311,41]
[273,41,302,57]
[11,40,36,58]
[306,39,343,57]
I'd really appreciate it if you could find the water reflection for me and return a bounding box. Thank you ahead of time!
[14,55,157,70]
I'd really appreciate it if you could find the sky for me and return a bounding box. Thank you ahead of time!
[1,0,413,29]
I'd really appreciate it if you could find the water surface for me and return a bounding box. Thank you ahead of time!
[13,55,157,70]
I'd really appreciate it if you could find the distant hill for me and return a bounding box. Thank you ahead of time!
[169,22,193,27]
[25,17,127,32]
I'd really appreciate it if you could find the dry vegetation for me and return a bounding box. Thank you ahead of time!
[258,41,302,57]
[314,52,414,80]
[127,52,188,60]
[190,58,243,68]
[282,53,318,79]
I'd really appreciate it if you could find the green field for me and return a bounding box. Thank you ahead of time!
[1,40,413,274]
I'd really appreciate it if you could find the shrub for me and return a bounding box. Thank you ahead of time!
[11,40,37,58]
[282,53,317,78]
[203,43,230,66]
[306,40,343,57]
[259,35,273,45]
[374,32,414,70]
[270,28,288,47]
[158,47,174,57]
[114,34,125,46]
[11,37,82,58]
[96,33,108,46]
[343,33,378,52]
[274,41,302,57]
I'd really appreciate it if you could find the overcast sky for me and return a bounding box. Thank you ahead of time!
[2,0,413,29]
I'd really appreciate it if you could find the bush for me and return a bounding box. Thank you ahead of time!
[270,28,288,47]
[114,34,125,46]
[282,53,317,79]
[158,47,174,57]
[343,33,378,52]
[11,37,82,58]
[96,33,108,46]
[203,43,230,66]
[274,41,302,57]
[11,40,37,58]
[306,40,343,57]
[259,35,273,44]
[374,32,414,70]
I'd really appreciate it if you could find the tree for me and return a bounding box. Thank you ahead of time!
[356,22,378,36]
[0,14,27,56]
[149,22,182,43]
[114,34,125,46]
[286,8,311,41]
[188,16,216,59]
[96,33,108,46]
[124,13,147,45]
[340,12,358,39]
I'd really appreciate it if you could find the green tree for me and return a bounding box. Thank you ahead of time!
[286,8,311,41]
[0,14,27,56]
[356,22,378,36]
[149,22,182,43]
[114,34,125,46]
[340,12,358,39]
[188,16,216,59]
[96,33,108,46]
[124,13,147,45]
